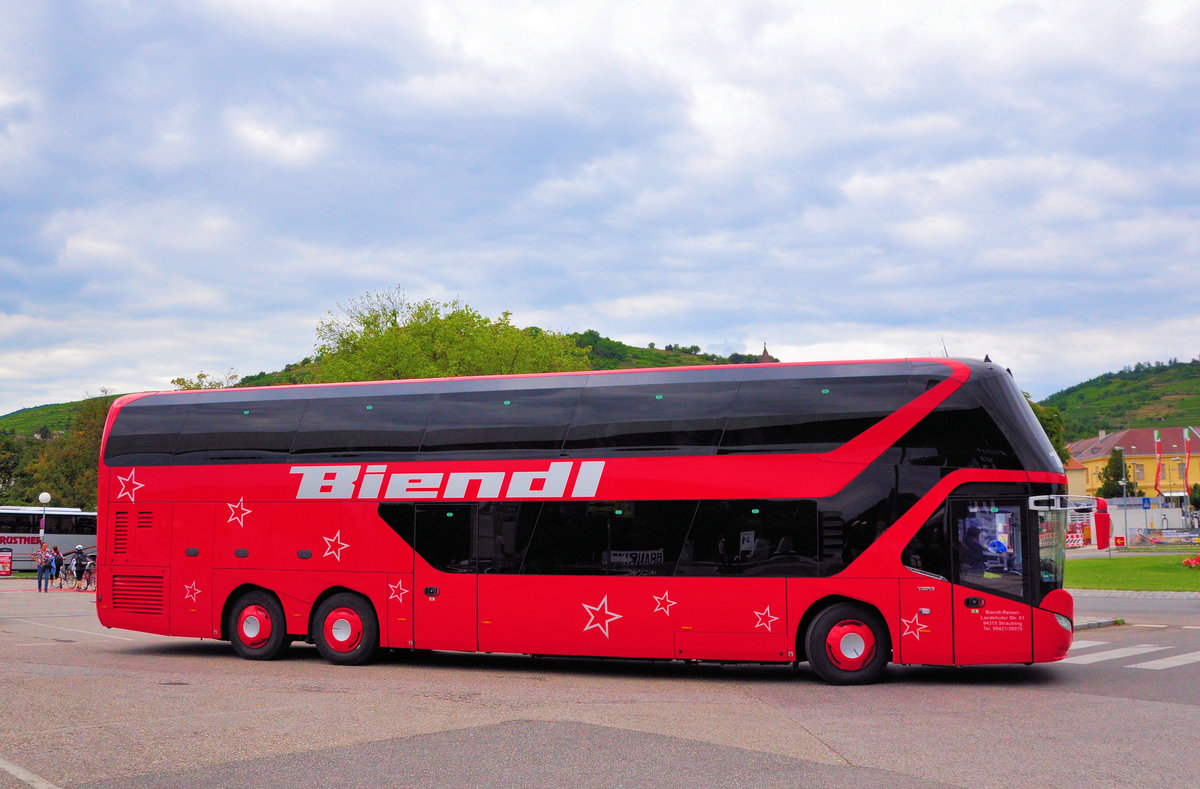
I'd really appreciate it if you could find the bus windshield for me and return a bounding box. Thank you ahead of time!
[1033,496,1091,598]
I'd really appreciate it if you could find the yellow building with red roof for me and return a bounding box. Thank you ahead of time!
[1068,426,1198,503]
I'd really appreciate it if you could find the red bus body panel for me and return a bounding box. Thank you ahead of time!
[478,575,788,660]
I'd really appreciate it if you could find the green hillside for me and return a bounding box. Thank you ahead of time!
[0,400,90,437]
[1041,358,1200,442]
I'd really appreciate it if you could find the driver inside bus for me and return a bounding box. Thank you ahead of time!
[960,526,986,572]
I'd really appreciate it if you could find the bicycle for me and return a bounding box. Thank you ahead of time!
[83,559,96,591]
[60,561,80,590]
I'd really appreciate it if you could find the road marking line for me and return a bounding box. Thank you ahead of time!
[1068,640,1107,651]
[1129,651,1200,670]
[14,619,133,641]
[1183,626,1200,630]
[1131,624,1168,628]
[0,612,105,621]
[1060,645,1168,664]
[0,756,63,789]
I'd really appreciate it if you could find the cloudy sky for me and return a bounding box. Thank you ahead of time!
[2,1,1199,417]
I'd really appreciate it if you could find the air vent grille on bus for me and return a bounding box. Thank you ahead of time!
[137,511,153,528]
[112,575,165,615]
[113,512,130,555]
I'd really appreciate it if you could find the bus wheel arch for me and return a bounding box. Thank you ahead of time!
[800,597,891,685]
[225,587,289,661]
[311,589,379,666]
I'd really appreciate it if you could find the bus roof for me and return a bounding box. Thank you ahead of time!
[111,357,978,408]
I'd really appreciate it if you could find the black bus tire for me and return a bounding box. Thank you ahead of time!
[314,593,379,666]
[228,591,288,661]
[804,602,890,685]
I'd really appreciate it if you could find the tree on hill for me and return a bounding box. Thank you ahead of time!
[237,358,318,387]
[171,368,240,390]
[0,432,42,505]
[1095,448,1143,499]
[313,290,590,382]
[23,392,116,510]
[573,329,630,363]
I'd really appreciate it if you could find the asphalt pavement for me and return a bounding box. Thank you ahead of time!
[1065,542,1200,627]
[4,566,1199,788]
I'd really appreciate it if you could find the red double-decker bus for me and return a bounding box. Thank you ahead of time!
[95,358,1080,683]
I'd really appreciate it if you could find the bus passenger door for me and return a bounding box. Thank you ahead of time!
[950,499,1032,665]
[412,504,478,653]
[897,577,953,665]
[170,503,213,639]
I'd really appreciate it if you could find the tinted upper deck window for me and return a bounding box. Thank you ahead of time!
[103,402,181,464]
[292,395,436,458]
[969,368,1062,473]
[900,389,1022,470]
[420,387,581,455]
[563,381,737,453]
[719,372,918,453]
[173,400,304,459]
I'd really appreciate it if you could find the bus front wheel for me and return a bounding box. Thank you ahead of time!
[804,602,890,685]
[314,593,379,666]
[228,591,288,661]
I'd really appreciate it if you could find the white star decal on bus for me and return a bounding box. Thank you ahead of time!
[582,595,623,638]
[389,579,408,602]
[323,530,349,561]
[226,497,252,527]
[183,581,201,602]
[116,470,145,502]
[754,606,779,631]
[902,613,927,640]
[653,591,676,615]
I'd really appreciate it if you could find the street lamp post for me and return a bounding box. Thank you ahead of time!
[38,491,51,541]
[1114,447,1127,558]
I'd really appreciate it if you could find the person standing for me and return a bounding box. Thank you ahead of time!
[51,546,63,588]
[70,545,88,590]
[34,543,52,592]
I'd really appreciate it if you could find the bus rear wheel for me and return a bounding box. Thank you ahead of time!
[228,591,288,661]
[314,593,379,666]
[805,602,890,685]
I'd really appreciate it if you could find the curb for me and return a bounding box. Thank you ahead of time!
[1075,617,1124,630]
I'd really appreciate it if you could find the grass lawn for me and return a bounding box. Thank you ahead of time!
[1066,554,1200,592]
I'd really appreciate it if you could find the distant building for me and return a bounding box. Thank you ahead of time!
[1064,456,1088,497]
[1068,426,1198,503]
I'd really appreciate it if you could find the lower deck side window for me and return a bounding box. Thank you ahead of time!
[378,491,904,578]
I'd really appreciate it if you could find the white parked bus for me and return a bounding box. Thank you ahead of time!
[0,506,97,571]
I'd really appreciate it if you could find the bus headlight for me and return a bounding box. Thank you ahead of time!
[1054,613,1073,632]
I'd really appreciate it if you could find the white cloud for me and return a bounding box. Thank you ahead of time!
[226,109,330,167]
